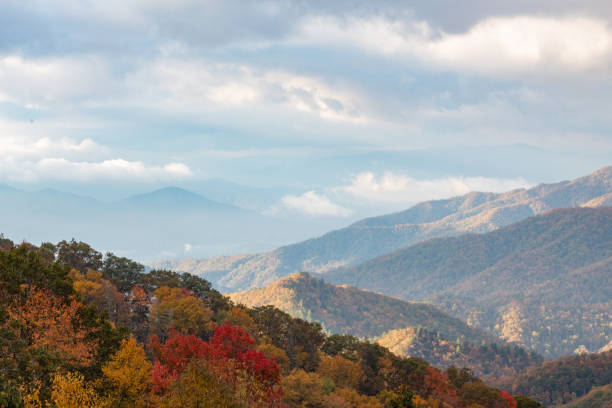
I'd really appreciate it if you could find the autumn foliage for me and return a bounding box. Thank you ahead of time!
[0,241,533,408]
[150,324,282,406]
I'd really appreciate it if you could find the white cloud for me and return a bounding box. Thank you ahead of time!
[0,135,192,183]
[281,191,351,217]
[0,56,116,107]
[343,172,531,204]
[129,58,368,123]
[32,158,192,182]
[0,136,107,159]
[296,15,612,77]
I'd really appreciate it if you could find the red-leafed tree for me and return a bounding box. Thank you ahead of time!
[500,390,518,408]
[150,324,283,407]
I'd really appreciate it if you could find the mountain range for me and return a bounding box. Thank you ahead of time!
[155,166,612,292]
[0,185,347,260]
[230,272,542,380]
[325,207,612,358]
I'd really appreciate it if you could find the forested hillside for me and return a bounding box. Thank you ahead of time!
[501,351,612,406]
[153,166,612,292]
[325,207,612,358]
[231,272,542,380]
[0,238,533,408]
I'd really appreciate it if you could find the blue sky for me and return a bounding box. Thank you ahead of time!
[1,0,611,220]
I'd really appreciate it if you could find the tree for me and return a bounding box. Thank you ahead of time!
[155,360,240,408]
[317,355,364,389]
[281,369,327,408]
[513,395,543,408]
[150,286,214,339]
[71,269,129,326]
[50,372,101,408]
[8,287,94,366]
[101,337,151,408]
[56,239,103,273]
[150,325,282,406]
[250,305,325,371]
[102,252,144,293]
[379,385,415,408]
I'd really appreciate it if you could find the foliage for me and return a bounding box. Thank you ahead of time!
[317,355,364,389]
[506,351,612,406]
[0,237,541,408]
[150,286,214,339]
[250,305,325,372]
[101,337,152,408]
[102,252,144,293]
[50,371,102,408]
[56,240,103,274]
[150,324,282,406]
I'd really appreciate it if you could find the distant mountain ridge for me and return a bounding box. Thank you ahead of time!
[325,207,612,358]
[155,166,612,292]
[118,186,244,212]
[230,272,543,379]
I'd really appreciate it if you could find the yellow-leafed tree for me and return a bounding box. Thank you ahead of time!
[101,336,152,408]
[317,354,364,389]
[50,372,102,408]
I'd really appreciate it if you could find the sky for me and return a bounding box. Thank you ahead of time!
[1,0,611,224]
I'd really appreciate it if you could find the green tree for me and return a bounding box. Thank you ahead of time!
[102,252,144,293]
[56,239,103,273]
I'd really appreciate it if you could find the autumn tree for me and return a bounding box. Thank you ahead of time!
[150,324,282,407]
[71,269,129,326]
[150,286,214,339]
[317,354,364,389]
[101,337,152,408]
[50,371,101,408]
[8,287,95,366]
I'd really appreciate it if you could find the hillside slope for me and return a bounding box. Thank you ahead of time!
[325,207,612,357]
[501,351,612,407]
[155,166,612,291]
[230,272,542,379]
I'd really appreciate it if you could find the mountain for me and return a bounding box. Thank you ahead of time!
[0,186,298,260]
[156,166,612,292]
[119,186,244,212]
[325,207,612,358]
[230,272,542,379]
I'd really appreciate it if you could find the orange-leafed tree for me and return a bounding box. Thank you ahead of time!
[8,286,95,366]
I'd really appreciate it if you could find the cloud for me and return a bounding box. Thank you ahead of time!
[281,191,351,217]
[0,136,107,160]
[0,135,192,183]
[32,158,192,182]
[295,15,612,77]
[342,172,531,203]
[130,58,368,123]
[0,55,116,107]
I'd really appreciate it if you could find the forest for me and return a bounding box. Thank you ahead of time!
[0,237,540,408]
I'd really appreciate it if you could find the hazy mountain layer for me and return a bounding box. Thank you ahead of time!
[325,207,612,358]
[156,166,612,292]
[230,272,542,379]
[0,185,348,261]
